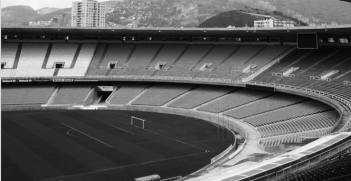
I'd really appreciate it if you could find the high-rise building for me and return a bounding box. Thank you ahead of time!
[71,0,106,27]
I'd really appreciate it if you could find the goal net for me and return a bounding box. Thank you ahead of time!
[131,116,146,129]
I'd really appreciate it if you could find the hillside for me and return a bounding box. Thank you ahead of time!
[32,8,71,21]
[106,0,248,27]
[102,0,349,27]
[228,0,351,25]
[1,5,39,23]
[37,7,60,15]
[199,8,308,28]
[199,10,258,28]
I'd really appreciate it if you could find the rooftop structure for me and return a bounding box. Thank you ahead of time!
[254,18,295,28]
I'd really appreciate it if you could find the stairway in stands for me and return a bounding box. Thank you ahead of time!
[97,44,110,68]
[145,44,165,69]
[242,46,267,66]
[168,45,190,69]
[121,44,137,67]
[213,46,241,71]
[42,43,53,68]
[190,45,216,70]
[105,68,113,76]
[12,43,23,69]
[53,68,60,76]
[70,43,82,68]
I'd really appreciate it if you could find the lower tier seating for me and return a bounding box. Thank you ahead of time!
[167,85,235,109]
[197,89,273,113]
[108,83,149,105]
[1,84,55,105]
[131,83,194,106]
[225,93,308,119]
[239,100,333,127]
[258,110,339,138]
[53,84,93,104]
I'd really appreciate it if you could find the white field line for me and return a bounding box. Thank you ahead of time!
[67,129,74,137]
[108,124,135,135]
[60,123,113,148]
[40,152,207,181]
[99,112,208,152]
[134,140,159,145]
[130,124,209,152]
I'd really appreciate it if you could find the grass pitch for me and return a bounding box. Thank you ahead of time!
[2,110,234,181]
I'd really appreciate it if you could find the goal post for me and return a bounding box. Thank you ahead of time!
[131,116,146,129]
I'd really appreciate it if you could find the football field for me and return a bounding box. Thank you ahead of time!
[2,110,234,181]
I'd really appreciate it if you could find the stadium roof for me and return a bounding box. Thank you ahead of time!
[2,25,351,38]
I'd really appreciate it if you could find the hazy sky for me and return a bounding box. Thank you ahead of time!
[1,0,96,9]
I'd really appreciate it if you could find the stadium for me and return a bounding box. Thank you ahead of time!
[1,25,351,181]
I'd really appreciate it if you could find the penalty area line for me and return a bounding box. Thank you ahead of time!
[60,123,113,148]
[108,124,134,135]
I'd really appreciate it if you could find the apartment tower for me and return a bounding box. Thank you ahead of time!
[71,0,106,27]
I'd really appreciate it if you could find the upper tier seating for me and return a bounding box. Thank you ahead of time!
[122,44,162,76]
[240,100,332,127]
[286,49,338,76]
[1,84,55,105]
[106,44,134,67]
[207,46,264,79]
[248,46,289,71]
[15,43,54,77]
[302,48,351,76]
[85,44,107,76]
[167,85,235,109]
[57,44,96,76]
[165,45,213,77]
[1,43,18,69]
[149,44,187,68]
[172,45,213,68]
[254,48,350,84]
[331,57,351,83]
[195,45,238,78]
[225,93,308,119]
[109,83,149,104]
[126,44,161,67]
[131,83,194,106]
[46,43,78,68]
[198,89,273,113]
[253,49,312,83]
[17,43,48,69]
[53,84,93,104]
